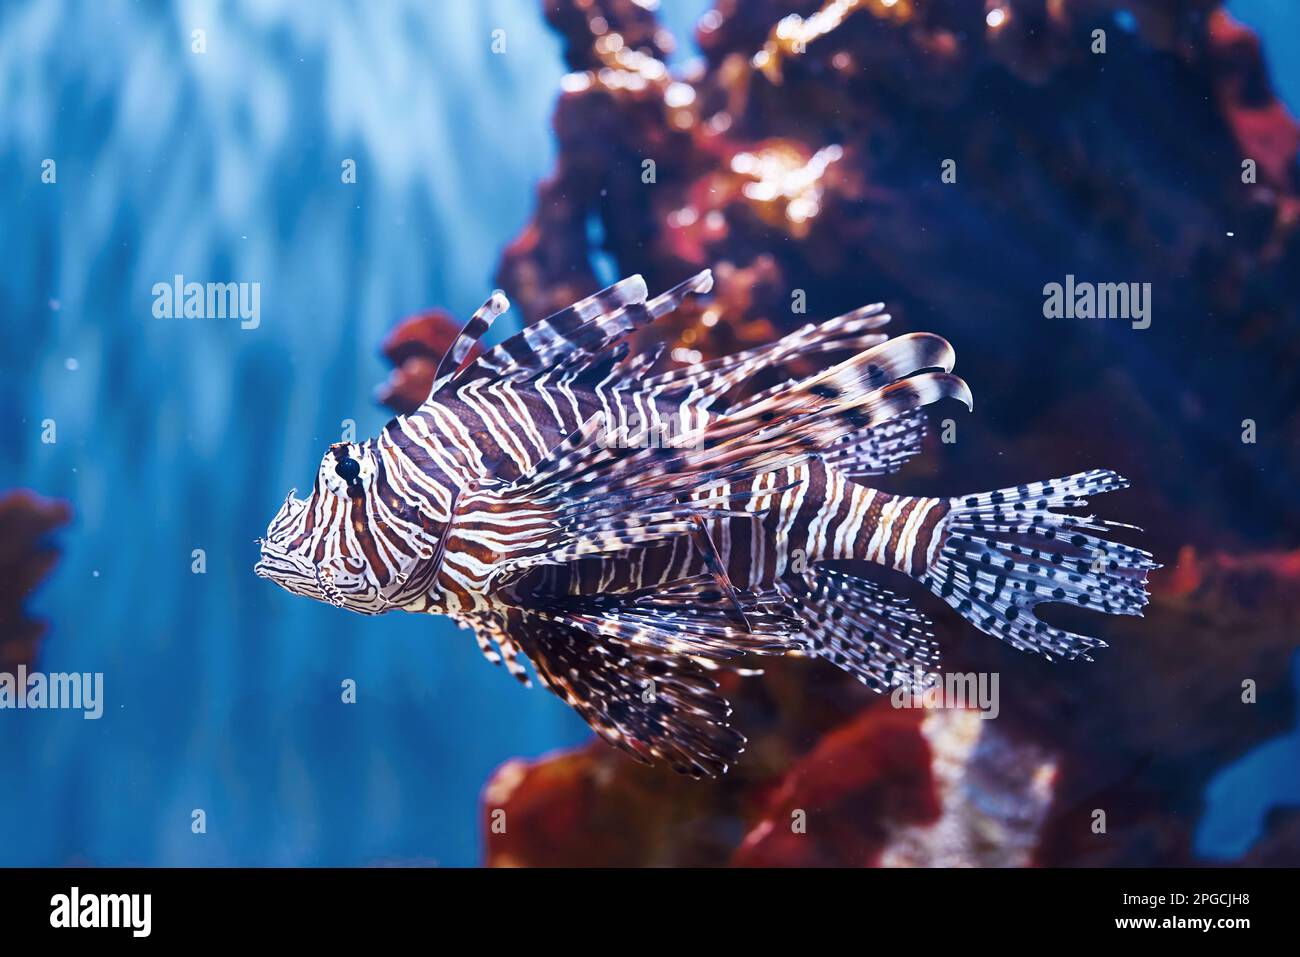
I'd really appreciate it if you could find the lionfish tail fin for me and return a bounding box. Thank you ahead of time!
[919,469,1159,661]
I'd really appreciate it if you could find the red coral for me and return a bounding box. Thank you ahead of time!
[0,490,72,672]
[732,706,939,867]
[376,308,463,415]
[1162,544,1300,601]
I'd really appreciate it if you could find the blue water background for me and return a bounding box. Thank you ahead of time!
[0,0,1294,865]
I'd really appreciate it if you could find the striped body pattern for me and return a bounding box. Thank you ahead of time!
[256,271,1157,777]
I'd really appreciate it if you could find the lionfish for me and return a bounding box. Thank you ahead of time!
[256,271,1156,777]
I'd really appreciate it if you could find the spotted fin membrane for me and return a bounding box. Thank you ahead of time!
[920,469,1159,661]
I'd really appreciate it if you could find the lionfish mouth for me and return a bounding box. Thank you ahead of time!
[255,490,313,587]
[254,538,318,595]
[256,535,392,615]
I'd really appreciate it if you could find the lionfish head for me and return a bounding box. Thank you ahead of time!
[255,440,402,615]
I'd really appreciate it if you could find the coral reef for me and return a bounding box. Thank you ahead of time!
[375,307,464,413]
[370,0,1300,866]
[480,545,1299,866]
[731,707,1057,867]
[0,490,71,673]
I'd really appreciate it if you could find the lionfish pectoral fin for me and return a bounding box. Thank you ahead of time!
[485,575,804,776]
[506,610,749,778]
[687,513,752,632]
[462,610,533,687]
[425,484,460,585]
[525,575,801,661]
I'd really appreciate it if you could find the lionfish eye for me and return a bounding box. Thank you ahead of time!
[335,455,361,485]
